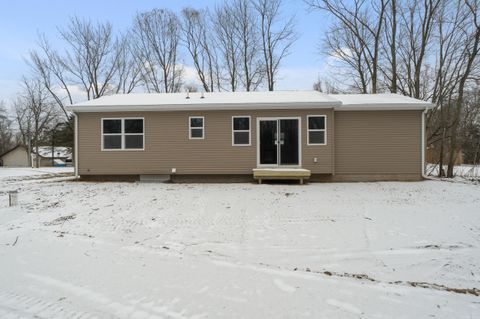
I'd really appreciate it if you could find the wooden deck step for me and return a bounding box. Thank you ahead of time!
[252,168,311,184]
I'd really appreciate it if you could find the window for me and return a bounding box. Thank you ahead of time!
[307,115,326,145]
[102,118,144,150]
[189,116,204,139]
[232,116,251,146]
[102,119,122,149]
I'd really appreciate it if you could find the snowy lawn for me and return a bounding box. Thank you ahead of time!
[0,171,479,318]
[0,167,73,181]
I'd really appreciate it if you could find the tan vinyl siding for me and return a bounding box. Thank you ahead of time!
[77,109,334,175]
[334,110,422,175]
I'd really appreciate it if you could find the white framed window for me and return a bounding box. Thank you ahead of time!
[307,115,326,145]
[101,118,144,151]
[232,116,251,146]
[189,116,204,139]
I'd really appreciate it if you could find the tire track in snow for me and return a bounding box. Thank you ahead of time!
[23,273,206,319]
[0,289,94,319]
[209,257,480,297]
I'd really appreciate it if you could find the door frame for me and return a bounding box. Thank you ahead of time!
[256,117,302,168]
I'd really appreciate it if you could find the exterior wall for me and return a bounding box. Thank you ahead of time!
[333,110,423,178]
[77,109,334,176]
[311,173,422,182]
[0,147,29,167]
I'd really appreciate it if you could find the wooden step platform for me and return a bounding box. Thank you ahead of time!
[252,168,311,184]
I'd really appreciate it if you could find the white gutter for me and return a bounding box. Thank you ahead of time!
[67,101,342,113]
[334,104,432,111]
[67,102,431,113]
[74,113,79,179]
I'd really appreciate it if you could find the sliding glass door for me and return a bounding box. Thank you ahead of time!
[259,118,300,166]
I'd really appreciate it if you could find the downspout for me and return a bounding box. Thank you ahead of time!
[421,109,428,179]
[74,112,79,179]
[331,109,335,176]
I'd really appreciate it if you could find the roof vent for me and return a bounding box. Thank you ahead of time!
[186,91,190,99]
[200,91,205,99]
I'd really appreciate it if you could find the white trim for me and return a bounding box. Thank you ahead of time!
[68,101,342,113]
[307,115,327,146]
[69,104,431,113]
[421,109,427,178]
[74,113,79,179]
[101,117,145,151]
[189,116,205,139]
[256,117,302,168]
[232,116,251,146]
[334,104,432,111]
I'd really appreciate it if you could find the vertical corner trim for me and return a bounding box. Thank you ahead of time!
[74,113,79,179]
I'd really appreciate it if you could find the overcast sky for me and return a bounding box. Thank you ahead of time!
[0,0,331,103]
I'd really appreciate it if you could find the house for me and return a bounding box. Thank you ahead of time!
[34,146,73,167]
[0,145,29,167]
[0,145,72,167]
[67,91,432,182]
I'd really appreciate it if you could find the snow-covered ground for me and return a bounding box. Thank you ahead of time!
[0,169,479,318]
[0,167,73,180]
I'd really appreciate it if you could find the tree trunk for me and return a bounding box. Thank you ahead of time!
[35,137,40,169]
[446,148,456,177]
[438,127,446,177]
[390,0,397,93]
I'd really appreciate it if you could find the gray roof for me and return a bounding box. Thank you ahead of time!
[67,91,433,112]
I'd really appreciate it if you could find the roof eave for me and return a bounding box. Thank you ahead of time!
[335,103,433,111]
[67,101,341,113]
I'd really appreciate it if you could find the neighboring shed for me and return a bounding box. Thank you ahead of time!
[34,147,73,167]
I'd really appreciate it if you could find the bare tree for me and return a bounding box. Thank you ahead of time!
[233,0,264,91]
[29,35,74,122]
[396,0,442,99]
[213,3,242,91]
[184,83,199,93]
[132,9,184,93]
[309,0,438,96]
[307,0,480,178]
[383,0,398,93]
[254,0,297,91]
[14,78,57,168]
[444,0,480,177]
[426,1,468,176]
[114,33,144,94]
[307,0,388,93]
[181,8,220,92]
[0,101,15,155]
[312,77,341,93]
[28,16,136,130]
[422,0,480,177]
[323,21,373,92]
[59,17,124,99]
